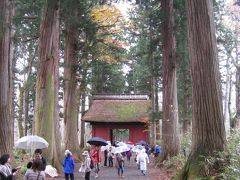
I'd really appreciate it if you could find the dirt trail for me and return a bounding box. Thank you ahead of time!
[47,157,173,180]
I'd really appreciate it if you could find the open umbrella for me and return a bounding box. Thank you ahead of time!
[87,137,108,146]
[116,142,127,147]
[113,146,130,154]
[127,141,134,145]
[132,145,144,153]
[15,135,49,150]
[101,145,115,152]
[136,140,146,145]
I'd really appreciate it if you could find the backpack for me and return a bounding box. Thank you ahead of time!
[90,158,94,169]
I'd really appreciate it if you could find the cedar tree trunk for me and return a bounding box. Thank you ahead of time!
[223,57,231,136]
[18,86,24,138]
[80,60,88,148]
[34,0,62,170]
[64,24,79,153]
[80,94,86,148]
[235,65,240,128]
[179,0,226,178]
[0,0,14,155]
[161,0,180,160]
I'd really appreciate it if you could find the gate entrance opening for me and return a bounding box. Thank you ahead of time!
[111,129,129,143]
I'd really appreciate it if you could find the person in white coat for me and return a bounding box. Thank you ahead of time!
[136,149,149,176]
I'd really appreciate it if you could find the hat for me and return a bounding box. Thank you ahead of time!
[65,149,72,156]
[82,151,89,156]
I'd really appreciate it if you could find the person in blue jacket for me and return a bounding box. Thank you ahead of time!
[154,144,161,157]
[63,149,75,180]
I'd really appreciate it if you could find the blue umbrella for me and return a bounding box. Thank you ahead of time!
[87,137,108,146]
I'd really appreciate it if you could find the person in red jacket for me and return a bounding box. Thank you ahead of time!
[90,145,101,178]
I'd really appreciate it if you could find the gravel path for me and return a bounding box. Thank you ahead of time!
[47,157,172,180]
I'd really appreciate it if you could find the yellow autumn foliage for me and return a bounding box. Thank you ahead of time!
[98,55,117,63]
[91,5,123,27]
[90,5,127,63]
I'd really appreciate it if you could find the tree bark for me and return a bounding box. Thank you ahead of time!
[24,84,29,136]
[179,0,226,178]
[235,65,240,128]
[80,60,88,148]
[24,46,35,135]
[18,85,24,138]
[34,0,62,170]
[80,94,86,148]
[148,14,158,145]
[182,68,191,134]
[64,22,80,153]
[0,0,14,155]
[223,57,231,136]
[228,74,232,128]
[235,28,240,128]
[182,92,191,134]
[155,81,160,141]
[161,0,180,160]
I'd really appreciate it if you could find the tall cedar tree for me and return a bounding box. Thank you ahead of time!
[161,0,180,160]
[175,0,192,134]
[34,0,62,169]
[179,0,226,178]
[64,17,79,153]
[0,0,14,155]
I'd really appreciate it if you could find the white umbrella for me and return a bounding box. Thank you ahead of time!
[114,146,130,154]
[101,141,112,151]
[127,144,134,148]
[101,144,111,151]
[15,135,49,150]
[132,145,143,153]
[116,142,127,147]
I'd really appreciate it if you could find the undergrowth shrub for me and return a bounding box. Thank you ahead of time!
[201,129,240,179]
[220,129,240,179]
[161,131,192,170]
[161,130,240,179]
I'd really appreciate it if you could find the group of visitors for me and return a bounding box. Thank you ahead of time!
[103,147,114,167]
[64,142,161,179]
[0,149,46,180]
[64,145,101,180]
[0,142,161,180]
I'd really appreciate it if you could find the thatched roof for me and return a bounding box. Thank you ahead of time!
[82,95,151,123]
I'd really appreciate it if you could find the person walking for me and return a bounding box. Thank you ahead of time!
[137,149,149,176]
[126,149,132,162]
[24,159,45,180]
[63,150,75,180]
[91,145,101,178]
[103,149,108,167]
[145,144,150,158]
[154,144,161,157]
[0,154,20,180]
[108,147,114,167]
[82,151,91,180]
[116,153,124,178]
